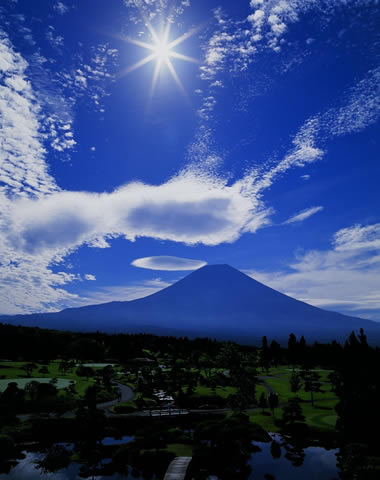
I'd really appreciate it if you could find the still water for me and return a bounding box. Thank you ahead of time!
[0,437,138,480]
[0,434,339,480]
[249,433,339,480]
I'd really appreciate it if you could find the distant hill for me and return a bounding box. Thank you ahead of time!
[1,264,379,344]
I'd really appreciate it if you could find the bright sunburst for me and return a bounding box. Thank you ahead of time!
[121,23,198,97]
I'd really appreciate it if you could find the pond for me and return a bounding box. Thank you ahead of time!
[0,437,138,480]
[0,378,74,392]
[248,433,339,479]
[0,452,142,479]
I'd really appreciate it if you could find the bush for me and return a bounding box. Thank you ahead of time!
[0,434,15,460]
[113,404,138,414]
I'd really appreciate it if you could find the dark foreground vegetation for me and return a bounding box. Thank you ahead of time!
[0,322,379,478]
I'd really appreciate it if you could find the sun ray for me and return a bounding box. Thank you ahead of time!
[165,58,186,97]
[149,58,162,99]
[118,53,156,79]
[168,26,201,50]
[169,51,199,64]
[121,22,199,95]
[123,37,155,51]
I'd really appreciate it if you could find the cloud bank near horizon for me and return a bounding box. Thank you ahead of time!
[246,223,380,320]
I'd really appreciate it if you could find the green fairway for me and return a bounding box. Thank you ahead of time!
[248,409,281,432]
[78,363,117,368]
[166,443,193,456]
[193,385,237,398]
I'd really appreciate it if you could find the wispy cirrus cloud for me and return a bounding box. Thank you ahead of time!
[284,206,324,224]
[131,256,207,271]
[246,223,380,319]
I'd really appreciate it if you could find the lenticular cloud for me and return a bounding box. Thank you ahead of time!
[131,256,207,271]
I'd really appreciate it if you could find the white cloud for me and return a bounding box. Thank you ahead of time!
[84,274,96,281]
[67,278,173,307]
[246,223,380,319]
[58,43,118,112]
[46,26,64,50]
[0,33,58,197]
[284,206,324,224]
[131,256,207,271]
[123,0,190,25]
[53,2,69,15]
[4,171,270,254]
[0,23,379,316]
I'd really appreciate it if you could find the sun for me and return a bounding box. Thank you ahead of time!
[153,39,172,63]
[120,22,198,97]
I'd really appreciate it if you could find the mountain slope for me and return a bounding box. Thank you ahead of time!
[1,264,379,343]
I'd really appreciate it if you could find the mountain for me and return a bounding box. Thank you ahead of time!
[1,264,379,344]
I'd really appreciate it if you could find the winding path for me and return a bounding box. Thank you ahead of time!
[97,382,134,415]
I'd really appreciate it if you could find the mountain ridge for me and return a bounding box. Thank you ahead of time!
[1,264,379,344]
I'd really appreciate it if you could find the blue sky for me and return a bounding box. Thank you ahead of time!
[0,0,379,321]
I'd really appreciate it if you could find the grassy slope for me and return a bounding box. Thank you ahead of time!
[257,366,338,431]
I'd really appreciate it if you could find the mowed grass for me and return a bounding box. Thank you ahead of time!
[0,361,104,398]
[248,409,282,433]
[166,443,193,456]
[254,366,338,432]
[193,385,237,398]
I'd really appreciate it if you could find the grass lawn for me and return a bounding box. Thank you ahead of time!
[264,372,336,404]
[255,384,268,398]
[248,409,281,432]
[193,385,237,398]
[79,363,117,368]
[255,366,338,432]
[166,443,193,456]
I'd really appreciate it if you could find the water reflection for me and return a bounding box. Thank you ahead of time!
[249,434,339,480]
[0,451,142,479]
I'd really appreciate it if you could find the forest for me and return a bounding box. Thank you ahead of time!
[0,322,379,479]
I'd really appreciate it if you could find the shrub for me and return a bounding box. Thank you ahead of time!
[0,434,15,460]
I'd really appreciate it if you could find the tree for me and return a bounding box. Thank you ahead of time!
[259,392,267,413]
[270,440,281,459]
[39,366,49,376]
[287,334,298,366]
[1,382,25,410]
[76,365,94,381]
[22,362,37,377]
[267,392,279,416]
[301,369,321,407]
[358,328,368,349]
[269,340,281,367]
[0,434,15,461]
[260,336,270,373]
[25,380,40,402]
[282,397,305,426]
[59,360,71,374]
[289,372,302,397]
